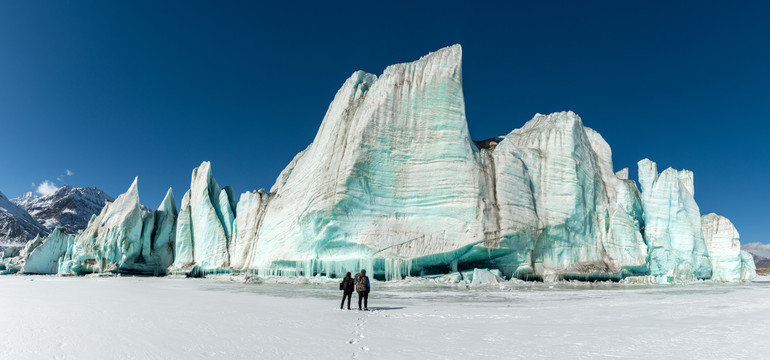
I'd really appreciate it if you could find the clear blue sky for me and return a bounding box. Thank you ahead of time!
[1,1,768,243]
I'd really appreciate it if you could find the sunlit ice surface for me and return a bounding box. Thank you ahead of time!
[2,275,769,359]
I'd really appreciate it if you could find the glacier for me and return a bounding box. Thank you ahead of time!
[3,45,755,283]
[171,162,234,273]
[701,213,756,282]
[20,228,74,274]
[638,159,713,282]
[54,178,178,276]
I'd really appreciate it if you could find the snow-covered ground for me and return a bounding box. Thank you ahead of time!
[2,275,770,359]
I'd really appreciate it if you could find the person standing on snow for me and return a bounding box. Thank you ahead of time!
[354,269,370,310]
[339,272,355,310]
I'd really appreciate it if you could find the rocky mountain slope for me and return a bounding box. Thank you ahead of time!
[0,192,48,246]
[13,186,114,233]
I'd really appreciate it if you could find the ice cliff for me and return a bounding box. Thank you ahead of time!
[247,46,492,278]
[638,159,713,282]
[7,45,754,282]
[55,179,177,275]
[171,162,235,272]
[20,228,73,274]
[491,113,649,281]
[701,213,756,281]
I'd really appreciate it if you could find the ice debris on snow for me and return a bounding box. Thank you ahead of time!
[471,269,504,285]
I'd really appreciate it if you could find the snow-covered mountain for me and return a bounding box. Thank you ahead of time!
[12,185,114,233]
[12,192,38,208]
[0,192,48,245]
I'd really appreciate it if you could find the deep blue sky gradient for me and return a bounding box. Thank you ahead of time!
[1,1,769,242]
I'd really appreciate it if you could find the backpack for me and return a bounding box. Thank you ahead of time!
[355,274,369,292]
[340,278,353,292]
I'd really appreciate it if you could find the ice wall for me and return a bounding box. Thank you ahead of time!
[490,113,647,280]
[230,190,271,269]
[227,47,652,281]
[171,190,194,269]
[740,250,757,281]
[485,135,540,276]
[169,45,746,282]
[249,45,497,278]
[229,45,743,282]
[20,228,73,274]
[58,178,177,275]
[701,213,755,282]
[638,159,712,281]
[11,45,751,283]
[137,188,177,275]
[59,178,145,275]
[170,162,234,271]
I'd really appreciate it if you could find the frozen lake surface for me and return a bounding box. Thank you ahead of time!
[2,275,769,359]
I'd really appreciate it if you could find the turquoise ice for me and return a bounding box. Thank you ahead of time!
[493,113,647,281]
[136,188,177,275]
[638,159,712,282]
[701,213,756,282]
[171,162,235,272]
[20,228,73,274]
[243,47,650,281]
[58,178,178,275]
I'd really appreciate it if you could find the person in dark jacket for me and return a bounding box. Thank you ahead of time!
[353,269,370,310]
[339,272,355,310]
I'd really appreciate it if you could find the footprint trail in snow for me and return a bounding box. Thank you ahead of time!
[349,312,370,358]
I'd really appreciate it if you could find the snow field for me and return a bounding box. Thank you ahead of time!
[2,276,769,359]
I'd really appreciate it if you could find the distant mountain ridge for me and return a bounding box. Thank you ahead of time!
[12,192,38,208]
[741,242,770,275]
[741,242,770,259]
[12,185,114,234]
[0,192,48,245]
[0,185,118,246]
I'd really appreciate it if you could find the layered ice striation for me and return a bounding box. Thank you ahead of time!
[242,46,650,281]
[701,213,755,282]
[137,188,178,275]
[12,45,753,283]
[58,178,144,275]
[230,190,271,270]
[248,45,495,278]
[171,161,235,272]
[58,178,177,275]
[490,113,648,281]
[638,159,712,282]
[20,228,74,274]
